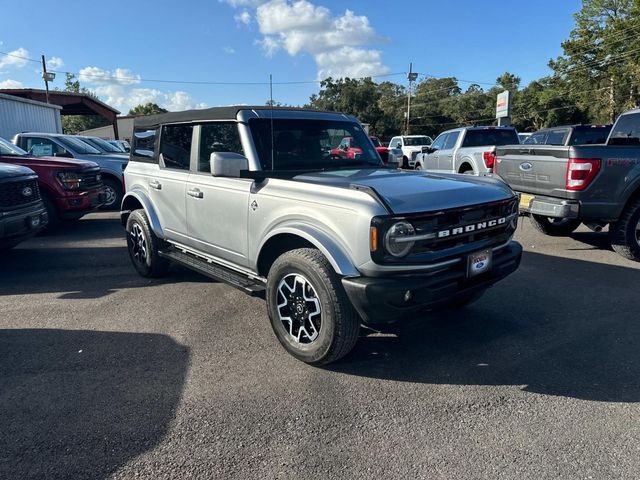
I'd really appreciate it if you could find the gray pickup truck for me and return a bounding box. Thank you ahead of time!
[121,106,522,365]
[496,108,640,261]
[522,124,612,146]
[415,126,519,175]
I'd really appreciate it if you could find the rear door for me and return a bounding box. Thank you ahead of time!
[495,145,572,197]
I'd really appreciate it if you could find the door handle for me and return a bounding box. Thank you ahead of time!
[149,180,162,190]
[187,188,203,199]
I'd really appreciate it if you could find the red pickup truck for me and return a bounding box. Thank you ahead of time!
[331,136,390,164]
[0,137,106,228]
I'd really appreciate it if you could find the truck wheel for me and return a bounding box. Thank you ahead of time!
[266,248,360,366]
[41,194,60,232]
[414,163,422,170]
[402,156,409,169]
[609,198,640,262]
[101,178,123,211]
[529,215,581,236]
[126,209,170,278]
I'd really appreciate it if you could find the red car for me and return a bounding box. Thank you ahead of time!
[331,136,389,164]
[0,137,106,229]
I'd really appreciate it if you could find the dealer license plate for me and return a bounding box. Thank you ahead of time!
[519,193,534,209]
[467,249,492,278]
[28,216,41,228]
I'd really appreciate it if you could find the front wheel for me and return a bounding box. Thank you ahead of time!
[529,215,581,236]
[414,163,422,170]
[101,178,123,211]
[266,248,360,366]
[126,209,170,277]
[609,198,640,262]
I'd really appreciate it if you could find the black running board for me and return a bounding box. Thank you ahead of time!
[159,248,266,297]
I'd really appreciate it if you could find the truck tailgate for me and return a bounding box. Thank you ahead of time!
[495,145,571,198]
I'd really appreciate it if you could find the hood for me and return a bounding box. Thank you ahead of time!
[294,168,514,214]
[403,146,426,152]
[87,154,128,162]
[0,161,35,179]
[0,154,98,170]
[375,146,389,153]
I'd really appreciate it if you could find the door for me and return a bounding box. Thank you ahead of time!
[438,130,460,172]
[423,133,447,170]
[186,122,252,267]
[150,124,192,244]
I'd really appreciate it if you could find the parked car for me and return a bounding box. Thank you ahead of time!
[518,132,532,143]
[78,135,130,157]
[330,136,389,164]
[0,162,47,250]
[522,124,612,146]
[387,135,433,168]
[369,136,389,164]
[495,109,640,261]
[0,137,106,229]
[415,126,519,175]
[12,133,127,210]
[121,106,522,365]
[109,139,130,153]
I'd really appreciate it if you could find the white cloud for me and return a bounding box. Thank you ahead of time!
[48,56,64,69]
[223,46,236,54]
[79,66,141,85]
[233,0,389,79]
[0,78,23,88]
[234,10,252,25]
[91,84,206,113]
[0,47,30,70]
[221,0,265,7]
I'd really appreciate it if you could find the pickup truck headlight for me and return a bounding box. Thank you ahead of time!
[56,171,81,190]
[384,221,415,257]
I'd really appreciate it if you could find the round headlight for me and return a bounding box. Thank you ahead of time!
[384,221,415,258]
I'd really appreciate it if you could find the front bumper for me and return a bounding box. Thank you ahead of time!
[342,241,522,324]
[56,188,107,219]
[0,202,48,247]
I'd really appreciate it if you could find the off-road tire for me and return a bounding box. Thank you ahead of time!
[530,214,581,236]
[126,209,170,278]
[101,178,123,211]
[609,198,640,262]
[266,248,360,366]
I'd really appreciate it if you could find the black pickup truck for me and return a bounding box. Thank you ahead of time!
[496,109,640,262]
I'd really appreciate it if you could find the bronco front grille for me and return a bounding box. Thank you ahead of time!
[0,178,40,209]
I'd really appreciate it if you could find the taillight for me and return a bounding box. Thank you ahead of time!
[566,158,601,191]
[483,151,496,169]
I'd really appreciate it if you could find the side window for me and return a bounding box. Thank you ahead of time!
[545,129,568,145]
[25,137,67,157]
[160,124,194,170]
[430,133,448,151]
[443,131,460,149]
[527,131,547,145]
[198,123,243,173]
[391,137,402,148]
[132,128,158,161]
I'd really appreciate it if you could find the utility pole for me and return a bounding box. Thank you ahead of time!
[406,62,418,135]
[41,55,55,104]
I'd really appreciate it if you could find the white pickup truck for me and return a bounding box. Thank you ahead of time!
[415,126,519,175]
[387,135,433,169]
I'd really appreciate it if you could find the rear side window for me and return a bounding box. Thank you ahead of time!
[545,129,569,145]
[443,131,459,149]
[570,126,612,145]
[198,123,243,172]
[524,131,546,144]
[462,129,519,147]
[609,113,640,145]
[160,124,194,170]
[132,128,158,162]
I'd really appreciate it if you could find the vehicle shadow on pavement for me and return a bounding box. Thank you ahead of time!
[331,251,640,403]
[0,329,189,480]
[568,230,615,251]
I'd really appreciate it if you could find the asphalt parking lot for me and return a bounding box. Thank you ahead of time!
[1,213,639,480]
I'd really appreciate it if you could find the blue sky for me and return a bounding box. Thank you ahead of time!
[0,0,581,114]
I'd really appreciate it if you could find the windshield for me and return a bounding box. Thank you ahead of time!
[108,140,127,152]
[370,137,382,147]
[0,137,27,156]
[403,136,432,146]
[58,136,102,154]
[249,119,382,171]
[462,129,519,147]
[82,137,124,153]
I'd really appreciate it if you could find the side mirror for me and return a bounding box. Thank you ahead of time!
[395,142,402,149]
[422,146,435,154]
[210,152,249,177]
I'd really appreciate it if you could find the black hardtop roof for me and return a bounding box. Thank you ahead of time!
[134,105,341,129]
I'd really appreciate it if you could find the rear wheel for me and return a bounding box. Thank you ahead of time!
[266,248,360,366]
[529,215,581,236]
[126,209,170,277]
[609,198,640,262]
[101,178,123,210]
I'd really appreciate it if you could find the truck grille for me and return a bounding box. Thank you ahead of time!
[79,169,102,189]
[0,178,40,209]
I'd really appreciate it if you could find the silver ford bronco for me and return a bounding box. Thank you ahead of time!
[121,106,522,365]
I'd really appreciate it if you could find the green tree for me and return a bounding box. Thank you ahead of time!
[128,103,168,116]
[60,73,110,134]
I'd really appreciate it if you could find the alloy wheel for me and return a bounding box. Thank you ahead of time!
[103,185,116,207]
[130,223,147,265]
[276,273,322,344]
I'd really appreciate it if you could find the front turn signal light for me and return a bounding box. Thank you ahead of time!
[370,226,378,252]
